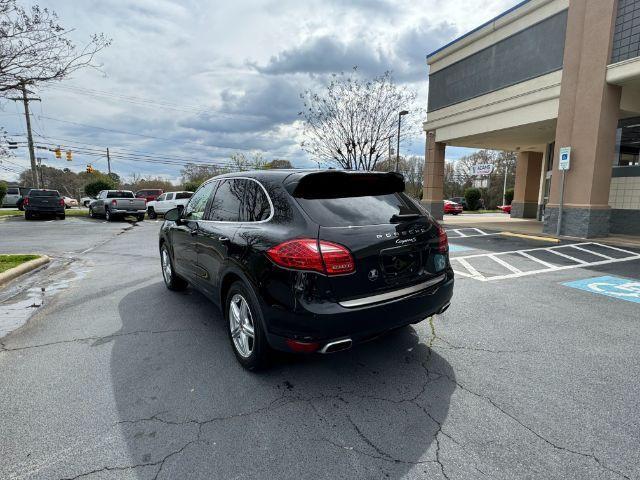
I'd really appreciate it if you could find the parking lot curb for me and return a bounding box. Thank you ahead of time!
[0,255,50,286]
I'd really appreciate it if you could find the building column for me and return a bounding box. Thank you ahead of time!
[422,131,445,219]
[543,0,621,237]
[511,151,543,218]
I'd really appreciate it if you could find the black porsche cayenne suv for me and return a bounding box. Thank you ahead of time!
[159,170,453,369]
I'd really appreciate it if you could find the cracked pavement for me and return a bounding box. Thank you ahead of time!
[0,217,639,479]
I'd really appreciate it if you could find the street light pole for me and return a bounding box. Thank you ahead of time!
[395,110,409,172]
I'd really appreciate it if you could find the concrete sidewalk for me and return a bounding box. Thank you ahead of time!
[442,213,640,249]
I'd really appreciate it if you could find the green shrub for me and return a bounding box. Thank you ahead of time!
[84,179,116,197]
[0,181,7,206]
[464,188,482,211]
[505,188,514,205]
[183,180,202,192]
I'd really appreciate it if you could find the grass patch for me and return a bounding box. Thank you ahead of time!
[0,209,21,217]
[0,254,40,273]
[65,208,90,217]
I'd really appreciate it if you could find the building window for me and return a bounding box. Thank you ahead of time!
[611,0,640,64]
[615,118,640,167]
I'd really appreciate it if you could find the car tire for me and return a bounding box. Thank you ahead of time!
[24,211,32,220]
[58,213,66,220]
[148,208,157,219]
[105,208,114,222]
[160,245,188,291]
[89,207,95,218]
[137,214,145,222]
[225,280,270,371]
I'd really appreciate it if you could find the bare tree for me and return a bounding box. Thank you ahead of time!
[0,0,111,94]
[375,155,423,198]
[300,69,421,171]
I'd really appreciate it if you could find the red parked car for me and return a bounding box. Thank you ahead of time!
[498,205,512,214]
[444,200,463,215]
[135,189,164,203]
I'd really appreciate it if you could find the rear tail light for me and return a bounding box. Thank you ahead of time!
[111,199,117,206]
[59,198,65,206]
[24,197,29,206]
[266,238,355,275]
[436,223,448,253]
[285,339,320,353]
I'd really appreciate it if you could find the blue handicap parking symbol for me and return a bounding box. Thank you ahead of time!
[449,244,473,253]
[563,276,640,304]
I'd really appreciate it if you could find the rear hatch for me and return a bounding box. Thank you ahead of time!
[290,171,446,301]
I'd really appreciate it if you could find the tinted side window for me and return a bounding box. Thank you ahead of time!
[165,193,174,200]
[184,182,216,221]
[175,192,192,200]
[156,194,166,201]
[240,180,271,222]
[295,193,420,227]
[208,179,242,222]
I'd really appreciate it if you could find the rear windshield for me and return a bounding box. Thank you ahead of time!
[137,190,161,195]
[175,192,193,200]
[296,193,421,227]
[7,188,19,195]
[107,191,134,198]
[29,190,59,197]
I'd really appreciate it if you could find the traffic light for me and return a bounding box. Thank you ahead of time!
[66,150,72,161]
[55,147,61,159]
[86,164,94,173]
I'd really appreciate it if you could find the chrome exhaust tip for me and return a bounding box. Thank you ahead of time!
[320,338,353,354]
[437,302,451,315]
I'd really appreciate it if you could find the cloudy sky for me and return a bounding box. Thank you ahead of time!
[1,0,520,183]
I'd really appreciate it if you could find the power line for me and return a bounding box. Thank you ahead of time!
[36,115,259,153]
[43,84,258,120]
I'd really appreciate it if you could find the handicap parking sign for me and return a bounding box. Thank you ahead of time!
[563,276,640,304]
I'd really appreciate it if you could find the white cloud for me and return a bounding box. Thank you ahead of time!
[0,0,521,182]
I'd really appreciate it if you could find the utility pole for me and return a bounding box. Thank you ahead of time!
[9,81,41,188]
[396,110,409,172]
[502,165,509,206]
[106,147,112,175]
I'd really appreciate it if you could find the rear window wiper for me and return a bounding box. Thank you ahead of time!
[390,213,421,223]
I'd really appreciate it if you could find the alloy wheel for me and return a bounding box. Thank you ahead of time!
[161,248,172,285]
[229,294,255,358]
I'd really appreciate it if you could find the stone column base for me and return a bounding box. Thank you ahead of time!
[610,209,640,235]
[510,201,538,219]
[542,207,611,238]
[421,200,444,220]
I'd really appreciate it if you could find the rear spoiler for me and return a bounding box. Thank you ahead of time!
[289,171,405,199]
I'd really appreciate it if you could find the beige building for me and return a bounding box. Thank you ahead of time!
[422,0,640,237]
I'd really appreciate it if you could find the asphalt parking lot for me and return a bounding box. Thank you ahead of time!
[1,216,639,479]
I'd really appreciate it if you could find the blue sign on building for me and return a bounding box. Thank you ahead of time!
[563,276,640,304]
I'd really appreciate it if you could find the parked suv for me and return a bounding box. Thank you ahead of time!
[2,186,21,207]
[159,170,453,370]
[24,189,65,220]
[146,191,193,219]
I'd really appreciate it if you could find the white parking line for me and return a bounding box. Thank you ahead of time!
[446,227,497,238]
[450,242,640,281]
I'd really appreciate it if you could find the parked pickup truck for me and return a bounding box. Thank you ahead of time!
[146,191,193,219]
[89,190,146,222]
[24,189,66,220]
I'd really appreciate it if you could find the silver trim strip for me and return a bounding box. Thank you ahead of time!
[338,274,447,308]
[319,338,353,354]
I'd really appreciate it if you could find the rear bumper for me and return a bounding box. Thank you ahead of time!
[110,209,146,215]
[262,271,454,352]
[25,206,64,214]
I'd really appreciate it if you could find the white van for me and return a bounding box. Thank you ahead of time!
[2,186,22,207]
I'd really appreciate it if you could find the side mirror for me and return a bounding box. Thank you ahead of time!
[164,207,181,222]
